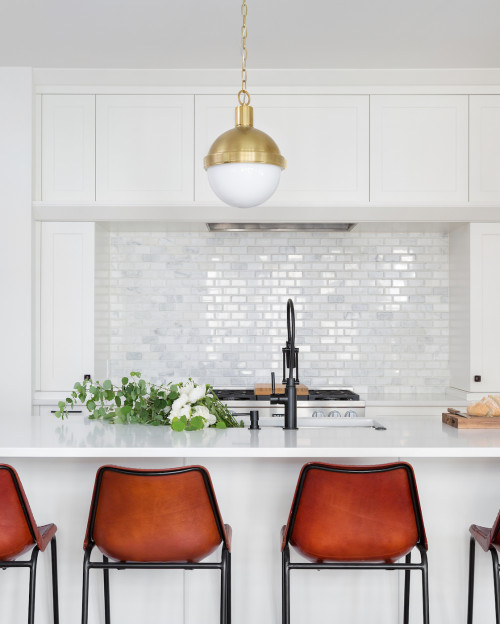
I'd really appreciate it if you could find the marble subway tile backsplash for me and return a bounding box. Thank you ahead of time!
[97,230,449,394]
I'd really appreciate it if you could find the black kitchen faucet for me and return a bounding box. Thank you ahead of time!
[270,299,298,430]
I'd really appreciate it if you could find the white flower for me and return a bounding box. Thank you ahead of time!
[171,394,190,413]
[189,383,206,404]
[193,405,216,426]
[171,404,192,420]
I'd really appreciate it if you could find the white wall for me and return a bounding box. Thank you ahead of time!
[0,68,33,422]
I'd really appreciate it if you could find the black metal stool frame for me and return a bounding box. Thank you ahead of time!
[0,465,59,624]
[282,462,429,624]
[81,465,231,624]
[467,536,500,623]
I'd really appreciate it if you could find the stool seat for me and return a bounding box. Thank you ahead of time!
[470,523,499,552]
[0,464,59,624]
[281,462,429,624]
[468,509,500,623]
[82,464,231,624]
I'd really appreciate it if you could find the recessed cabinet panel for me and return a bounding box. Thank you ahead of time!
[469,95,500,202]
[40,223,94,391]
[41,95,95,201]
[96,95,194,202]
[370,95,468,203]
[450,223,500,393]
[195,94,369,205]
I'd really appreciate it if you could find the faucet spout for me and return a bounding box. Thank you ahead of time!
[270,299,299,430]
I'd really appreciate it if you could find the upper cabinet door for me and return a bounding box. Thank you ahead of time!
[370,95,468,203]
[96,95,194,203]
[195,94,369,205]
[469,95,500,202]
[41,95,95,201]
[39,222,95,391]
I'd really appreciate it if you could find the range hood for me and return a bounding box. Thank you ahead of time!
[206,223,356,232]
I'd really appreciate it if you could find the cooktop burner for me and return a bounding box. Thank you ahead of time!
[212,388,360,401]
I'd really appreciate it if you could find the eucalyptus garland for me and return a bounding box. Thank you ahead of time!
[56,372,243,431]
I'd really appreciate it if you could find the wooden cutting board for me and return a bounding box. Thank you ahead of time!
[442,413,500,429]
[255,383,309,396]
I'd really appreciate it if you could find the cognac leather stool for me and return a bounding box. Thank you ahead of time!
[467,510,500,623]
[0,463,59,624]
[81,464,231,624]
[281,461,429,624]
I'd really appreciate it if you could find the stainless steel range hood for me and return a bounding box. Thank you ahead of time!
[206,223,356,232]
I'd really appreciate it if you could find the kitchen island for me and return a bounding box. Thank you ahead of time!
[2,414,500,623]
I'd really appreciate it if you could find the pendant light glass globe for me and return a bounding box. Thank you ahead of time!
[204,102,286,209]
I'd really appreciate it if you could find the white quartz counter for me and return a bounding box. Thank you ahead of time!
[5,413,500,458]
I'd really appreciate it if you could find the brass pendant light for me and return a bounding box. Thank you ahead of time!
[204,0,286,209]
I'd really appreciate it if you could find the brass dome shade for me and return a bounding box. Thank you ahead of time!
[204,104,286,170]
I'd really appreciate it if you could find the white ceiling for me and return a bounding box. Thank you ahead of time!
[1,0,500,70]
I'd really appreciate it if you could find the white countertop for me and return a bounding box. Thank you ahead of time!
[4,413,500,458]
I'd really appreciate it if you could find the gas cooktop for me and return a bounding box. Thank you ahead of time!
[212,388,360,402]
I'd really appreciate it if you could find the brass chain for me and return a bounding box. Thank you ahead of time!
[239,0,250,105]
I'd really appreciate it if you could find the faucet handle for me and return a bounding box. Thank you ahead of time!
[271,371,276,395]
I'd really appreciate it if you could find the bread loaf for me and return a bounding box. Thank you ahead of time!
[467,395,500,417]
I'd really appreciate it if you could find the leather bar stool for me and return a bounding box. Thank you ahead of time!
[281,461,429,623]
[467,510,500,623]
[81,464,231,624]
[0,463,59,624]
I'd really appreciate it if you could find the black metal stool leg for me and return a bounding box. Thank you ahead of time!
[420,547,430,624]
[81,544,93,624]
[226,549,231,624]
[50,537,60,624]
[467,537,476,624]
[103,555,111,624]
[282,546,290,624]
[403,552,411,624]
[27,547,39,624]
[220,550,228,624]
[491,547,500,624]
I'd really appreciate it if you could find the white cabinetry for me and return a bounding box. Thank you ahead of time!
[450,223,500,394]
[469,95,500,202]
[96,95,194,202]
[41,95,95,201]
[39,223,95,391]
[195,94,369,205]
[370,95,468,203]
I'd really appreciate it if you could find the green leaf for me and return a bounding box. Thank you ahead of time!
[58,401,65,409]
[171,417,186,432]
[188,416,205,430]
[87,400,96,411]
[115,396,121,407]
[121,377,128,385]
[55,410,61,419]
[215,421,226,428]
[102,379,113,391]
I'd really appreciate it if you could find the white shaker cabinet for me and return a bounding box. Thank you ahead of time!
[370,95,468,203]
[41,94,95,201]
[39,223,95,391]
[450,223,500,394]
[195,94,369,205]
[469,95,500,202]
[96,95,194,202]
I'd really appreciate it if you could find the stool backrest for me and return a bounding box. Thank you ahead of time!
[0,464,40,560]
[283,462,427,563]
[84,465,228,562]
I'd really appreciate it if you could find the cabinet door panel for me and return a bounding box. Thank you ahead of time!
[41,95,95,201]
[96,95,194,202]
[470,224,500,391]
[470,95,500,202]
[40,223,94,391]
[370,95,468,203]
[195,94,369,205]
